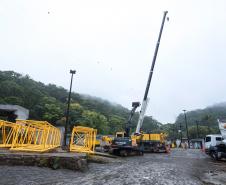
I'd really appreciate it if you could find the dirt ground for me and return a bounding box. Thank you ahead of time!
[0,149,226,185]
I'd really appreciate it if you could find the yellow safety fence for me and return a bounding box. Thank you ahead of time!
[0,119,61,152]
[0,120,17,148]
[70,126,97,154]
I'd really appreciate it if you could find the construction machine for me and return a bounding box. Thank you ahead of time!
[110,11,168,156]
[100,135,113,152]
[135,133,167,153]
[110,102,144,156]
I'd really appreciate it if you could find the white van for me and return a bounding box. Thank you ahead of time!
[205,135,223,152]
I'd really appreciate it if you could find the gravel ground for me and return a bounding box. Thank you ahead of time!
[0,149,226,185]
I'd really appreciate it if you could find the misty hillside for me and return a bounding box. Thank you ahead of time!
[0,71,161,134]
[169,103,226,139]
[175,103,226,128]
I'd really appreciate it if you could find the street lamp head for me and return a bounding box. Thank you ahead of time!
[183,109,186,113]
[70,70,76,74]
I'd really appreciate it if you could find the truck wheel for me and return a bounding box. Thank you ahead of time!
[120,150,128,157]
[211,151,219,161]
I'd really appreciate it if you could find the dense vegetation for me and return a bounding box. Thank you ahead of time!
[1,71,226,139]
[0,71,161,134]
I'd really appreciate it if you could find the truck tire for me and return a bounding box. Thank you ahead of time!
[120,150,128,157]
[211,151,220,161]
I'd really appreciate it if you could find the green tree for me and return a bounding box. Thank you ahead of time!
[81,110,109,134]
[160,123,178,140]
[108,115,126,134]
[38,96,63,123]
[3,96,23,105]
[0,80,24,101]
[69,103,84,124]
[0,70,163,134]
[188,126,218,139]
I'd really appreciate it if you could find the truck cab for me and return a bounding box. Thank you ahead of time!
[205,134,226,160]
[115,131,126,138]
[205,135,223,152]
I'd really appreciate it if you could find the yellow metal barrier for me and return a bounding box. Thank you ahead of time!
[70,126,97,154]
[0,120,17,148]
[10,120,61,152]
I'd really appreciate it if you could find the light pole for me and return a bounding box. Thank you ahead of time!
[64,70,76,146]
[173,124,177,141]
[183,110,190,148]
[207,115,211,134]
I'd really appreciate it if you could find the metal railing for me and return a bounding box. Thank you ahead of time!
[70,126,97,154]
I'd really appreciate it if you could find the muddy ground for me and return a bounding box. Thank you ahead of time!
[0,149,226,185]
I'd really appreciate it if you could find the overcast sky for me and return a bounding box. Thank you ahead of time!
[1,0,226,123]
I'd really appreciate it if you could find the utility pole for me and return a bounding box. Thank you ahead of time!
[183,110,190,148]
[207,115,211,134]
[174,124,177,141]
[64,70,76,146]
[196,120,199,138]
[179,122,183,145]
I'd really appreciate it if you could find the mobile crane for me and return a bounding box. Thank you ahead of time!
[110,11,169,156]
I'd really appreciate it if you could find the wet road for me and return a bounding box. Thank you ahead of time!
[0,149,226,185]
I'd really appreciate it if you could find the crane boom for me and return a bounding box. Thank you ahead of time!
[135,11,168,134]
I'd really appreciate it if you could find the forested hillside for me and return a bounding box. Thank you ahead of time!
[0,71,162,134]
[167,103,226,139]
[2,70,225,138]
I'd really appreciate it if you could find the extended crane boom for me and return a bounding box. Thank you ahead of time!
[110,11,169,156]
[135,11,168,134]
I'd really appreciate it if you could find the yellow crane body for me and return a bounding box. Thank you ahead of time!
[136,133,166,143]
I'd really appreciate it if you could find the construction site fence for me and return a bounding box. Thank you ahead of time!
[0,119,61,152]
[70,126,97,154]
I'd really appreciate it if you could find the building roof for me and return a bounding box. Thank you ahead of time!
[0,104,29,120]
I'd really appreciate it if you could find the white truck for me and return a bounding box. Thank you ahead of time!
[205,119,226,160]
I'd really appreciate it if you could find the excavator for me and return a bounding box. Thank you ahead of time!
[110,11,168,156]
[110,102,143,156]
